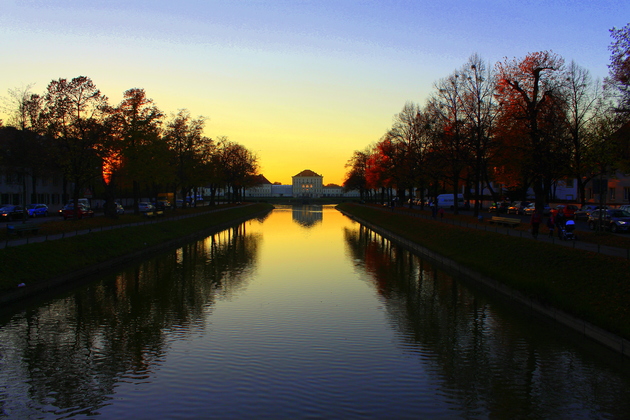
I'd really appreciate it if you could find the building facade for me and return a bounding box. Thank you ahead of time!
[0,171,68,210]
[292,169,323,198]
[241,169,359,199]
[245,174,272,198]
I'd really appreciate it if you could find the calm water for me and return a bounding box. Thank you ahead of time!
[1,205,629,419]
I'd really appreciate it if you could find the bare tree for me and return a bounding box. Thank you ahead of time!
[563,61,606,205]
[429,71,469,214]
[459,54,498,216]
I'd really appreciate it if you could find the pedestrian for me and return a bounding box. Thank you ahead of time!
[431,200,437,218]
[546,214,555,237]
[556,209,565,238]
[438,208,445,219]
[531,211,542,238]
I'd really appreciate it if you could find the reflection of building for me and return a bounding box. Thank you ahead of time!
[292,205,323,227]
[293,169,323,198]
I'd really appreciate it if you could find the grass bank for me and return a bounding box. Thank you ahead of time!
[337,203,630,341]
[0,203,273,297]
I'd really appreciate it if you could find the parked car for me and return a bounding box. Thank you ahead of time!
[507,201,531,215]
[575,205,608,220]
[0,204,26,221]
[59,199,91,216]
[138,202,155,212]
[489,202,510,213]
[153,200,171,211]
[523,203,551,216]
[62,203,94,220]
[619,205,630,213]
[27,203,49,217]
[587,209,630,233]
[555,204,578,219]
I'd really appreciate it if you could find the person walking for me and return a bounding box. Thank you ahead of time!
[531,211,542,239]
[546,214,556,237]
[556,208,565,239]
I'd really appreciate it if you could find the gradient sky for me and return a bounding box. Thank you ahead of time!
[2,1,629,185]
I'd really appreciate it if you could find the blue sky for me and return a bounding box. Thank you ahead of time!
[2,0,629,184]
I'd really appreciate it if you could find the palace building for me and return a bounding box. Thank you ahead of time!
[292,169,323,198]
[244,169,359,198]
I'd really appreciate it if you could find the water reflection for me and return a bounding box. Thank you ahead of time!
[344,224,630,418]
[1,207,630,419]
[0,223,261,419]
[291,205,323,228]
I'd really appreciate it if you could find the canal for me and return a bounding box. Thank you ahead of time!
[1,205,629,419]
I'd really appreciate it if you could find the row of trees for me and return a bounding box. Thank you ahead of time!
[344,24,630,216]
[0,77,259,217]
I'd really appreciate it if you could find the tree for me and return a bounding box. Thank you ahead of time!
[216,138,258,203]
[1,84,36,130]
[495,51,569,212]
[1,85,55,204]
[563,61,606,205]
[365,137,397,204]
[428,71,470,214]
[584,112,620,230]
[195,136,220,205]
[606,23,630,115]
[459,54,498,216]
[163,109,207,208]
[388,102,429,207]
[111,88,163,214]
[344,149,370,201]
[41,76,109,216]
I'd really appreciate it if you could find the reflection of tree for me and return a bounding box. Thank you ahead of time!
[343,225,630,418]
[291,205,323,228]
[0,222,261,419]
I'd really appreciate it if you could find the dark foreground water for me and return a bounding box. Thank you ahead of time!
[1,205,629,419]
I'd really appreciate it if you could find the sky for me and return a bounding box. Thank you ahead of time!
[1,0,629,185]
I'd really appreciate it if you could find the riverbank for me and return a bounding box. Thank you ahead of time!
[337,203,630,354]
[0,203,274,305]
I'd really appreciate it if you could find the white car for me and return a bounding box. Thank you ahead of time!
[138,202,155,212]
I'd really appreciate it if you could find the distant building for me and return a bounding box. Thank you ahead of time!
[292,169,323,198]
[245,174,272,197]
[242,169,360,198]
[271,184,293,197]
[323,183,343,197]
[0,171,67,210]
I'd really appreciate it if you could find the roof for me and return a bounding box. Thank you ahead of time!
[252,174,272,185]
[293,169,321,178]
